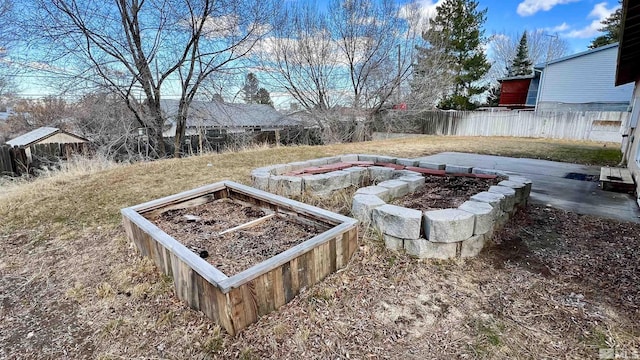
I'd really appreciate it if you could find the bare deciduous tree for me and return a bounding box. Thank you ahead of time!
[488,30,570,80]
[5,97,73,134]
[258,2,338,111]
[0,0,17,98]
[328,0,417,112]
[31,0,276,157]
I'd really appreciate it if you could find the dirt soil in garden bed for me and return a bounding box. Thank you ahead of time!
[151,199,322,276]
[392,175,502,211]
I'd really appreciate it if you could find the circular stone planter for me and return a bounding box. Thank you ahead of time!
[252,154,532,259]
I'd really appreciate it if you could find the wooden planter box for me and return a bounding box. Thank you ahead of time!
[121,181,358,335]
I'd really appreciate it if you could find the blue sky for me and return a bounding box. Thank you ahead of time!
[406,0,621,52]
[10,0,620,100]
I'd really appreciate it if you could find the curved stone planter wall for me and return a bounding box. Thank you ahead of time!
[251,154,532,259]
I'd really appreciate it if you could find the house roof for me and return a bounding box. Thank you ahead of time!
[161,100,302,129]
[534,43,619,69]
[6,127,88,147]
[616,0,640,85]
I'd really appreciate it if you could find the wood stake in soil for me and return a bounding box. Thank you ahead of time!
[218,214,276,236]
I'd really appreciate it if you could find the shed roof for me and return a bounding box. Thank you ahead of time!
[616,0,640,85]
[161,100,302,128]
[534,43,619,69]
[6,127,88,147]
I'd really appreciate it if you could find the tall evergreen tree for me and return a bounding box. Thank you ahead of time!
[242,72,259,104]
[589,1,622,49]
[256,88,273,107]
[509,32,533,76]
[418,0,490,110]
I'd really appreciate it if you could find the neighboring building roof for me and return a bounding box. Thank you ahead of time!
[6,127,88,147]
[498,74,536,82]
[535,43,619,69]
[161,100,302,129]
[616,0,640,85]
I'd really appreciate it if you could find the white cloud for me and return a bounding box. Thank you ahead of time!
[546,22,570,32]
[398,0,445,33]
[517,0,579,17]
[565,2,618,38]
[401,0,445,20]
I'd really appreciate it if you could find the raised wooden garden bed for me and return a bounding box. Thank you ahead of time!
[121,181,358,335]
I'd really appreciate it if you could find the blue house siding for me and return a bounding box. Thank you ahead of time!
[537,44,634,111]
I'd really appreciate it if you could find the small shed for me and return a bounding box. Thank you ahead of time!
[498,73,540,109]
[6,126,89,162]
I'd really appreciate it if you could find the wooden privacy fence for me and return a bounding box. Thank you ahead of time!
[379,110,630,143]
[0,142,89,176]
[0,145,28,176]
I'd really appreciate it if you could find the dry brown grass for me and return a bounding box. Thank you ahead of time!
[0,136,632,359]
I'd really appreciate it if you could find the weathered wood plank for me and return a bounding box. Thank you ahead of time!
[335,233,346,269]
[289,258,300,300]
[329,237,337,274]
[272,267,286,309]
[247,276,264,316]
[121,208,228,284]
[131,182,228,213]
[219,222,355,291]
[228,285,258,333]
[218,214,275,235]
[282,261,294,303]
[225,181,356,225]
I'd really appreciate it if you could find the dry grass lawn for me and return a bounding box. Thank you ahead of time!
[1,135,635,360]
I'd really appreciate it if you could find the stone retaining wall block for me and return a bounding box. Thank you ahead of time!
[488,186,516,212]
[252,173,270,191]
[461,234,487,258]
[396,158,419,167]
[372,204,422,239]
[396,176,425,192]
[369,166,395,183]
[340,154,359,162]
[404,239,457,259]
[383,234,404,251]
[498,180,527,205]
[343,166,369,187]
[470,191,505,209]
[445,164,473,174]
[302,174,330,193]
[418,161,446,170]
[508,175,533,199]
[324,170,352,192]
[375,156,397,164]
[352,194,386,223]
[423,209,475,243]
[355,186,392,202]
[358,154,378,162]
[458,201,496,235]
[268,176,302,196]
[393,170,423,178]
[377,180,410,199]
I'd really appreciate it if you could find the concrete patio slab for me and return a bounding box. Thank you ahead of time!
[416,152,640,223]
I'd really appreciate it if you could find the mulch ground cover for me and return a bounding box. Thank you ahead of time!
[152,199,322,276]
[392,175,502,211]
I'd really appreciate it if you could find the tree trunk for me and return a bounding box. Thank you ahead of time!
[174,99,189,158]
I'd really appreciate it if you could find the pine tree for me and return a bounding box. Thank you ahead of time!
[242,73,259,104]
[589,1,622,49]
[256,88,273,107]
[418,0,491,110]
[509,32,533,76]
